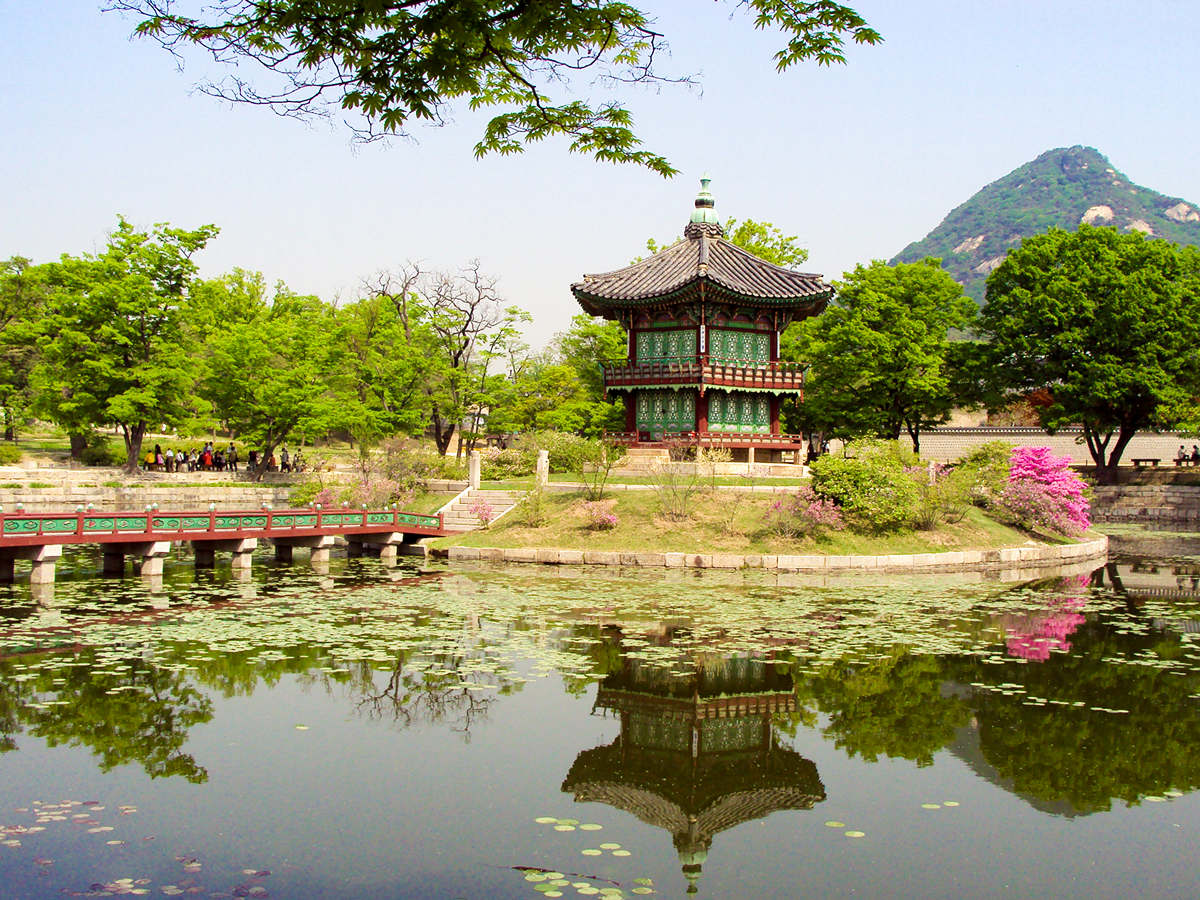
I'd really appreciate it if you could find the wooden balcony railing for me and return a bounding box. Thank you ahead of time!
[602,358,805,392]
[605,430,806,449]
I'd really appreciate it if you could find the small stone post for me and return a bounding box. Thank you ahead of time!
[928,459,937,486]
[536,450,549,488]
[469,450,481,490]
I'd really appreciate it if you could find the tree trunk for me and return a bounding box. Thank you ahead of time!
[69,433,88,460]
[1085,422,1136,485]
[123,422,147,474]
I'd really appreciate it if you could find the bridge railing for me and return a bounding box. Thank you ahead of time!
[0,506,444,546]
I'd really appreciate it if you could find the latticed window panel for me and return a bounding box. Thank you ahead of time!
[634,389,698,435]
[708,328,770,363]
[699,716,767,753]
[635,328,697,362]
[707,390,770,433]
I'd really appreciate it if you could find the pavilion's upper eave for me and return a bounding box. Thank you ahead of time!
[571,232,832,309]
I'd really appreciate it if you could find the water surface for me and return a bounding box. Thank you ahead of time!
[2,546,1199,898]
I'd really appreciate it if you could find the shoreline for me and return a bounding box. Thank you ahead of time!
[431,534,1109,575]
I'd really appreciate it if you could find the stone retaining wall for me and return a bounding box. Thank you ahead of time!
[1091,485,1200,523]
[0,484,293,512]
[435,535,1108,576]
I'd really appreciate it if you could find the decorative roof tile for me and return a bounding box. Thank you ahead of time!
[572,231,832,313]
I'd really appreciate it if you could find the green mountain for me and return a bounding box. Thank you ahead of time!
[891,146,1200,303]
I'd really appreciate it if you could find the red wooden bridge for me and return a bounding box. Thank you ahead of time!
[0,505,445,584]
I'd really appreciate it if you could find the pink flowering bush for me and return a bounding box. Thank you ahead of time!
[765,485,846,538]
[582,501,618,530]
[469,497,496,528]
[998,447,1091,536]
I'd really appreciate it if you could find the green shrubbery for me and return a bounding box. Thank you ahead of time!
[79,443,125,467]
[0,443,22,465]
[810,441,921,533]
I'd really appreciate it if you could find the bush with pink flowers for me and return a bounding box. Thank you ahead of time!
[582,501,618,530]
[764,485,846,539]
[997,447,1091,537]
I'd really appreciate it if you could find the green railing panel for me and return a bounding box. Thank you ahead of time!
[152,517,182,530]
[293,515,317,527]
[366,513,392,525]
[273,515,295,527]
[3,519,40,534]
[214,516,240,529]
[39,519,78,534]
[241,516,267,528]
[84,518,115,531]
[114,517,148,531]
[181,517,210,530]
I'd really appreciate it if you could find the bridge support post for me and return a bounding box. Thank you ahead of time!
[103,549,126,575]
[0,544,63,585]
[193,538,257,570]
[124,541,173,577]
[271,535,335,565]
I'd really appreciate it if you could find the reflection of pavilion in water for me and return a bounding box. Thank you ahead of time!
[1094,562,1200,632]
[562,649,824,894]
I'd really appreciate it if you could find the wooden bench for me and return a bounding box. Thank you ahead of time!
[1175,458,1199,467]
[1132,458,1161,467]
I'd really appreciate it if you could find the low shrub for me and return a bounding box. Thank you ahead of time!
[995,447,1090,537]
[809,441,920,533]
[480,447,532,480]
[947,441,1012,509]
[764,485,845,538]
[518,431,595,473]
[0,443,22,465]
[380,438,467,488]
[80,444,125,467]
[518,486,548,528]
[469,496,496,528]
[582,500,618,530]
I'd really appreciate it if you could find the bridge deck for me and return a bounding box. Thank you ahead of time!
[0,506,445,548]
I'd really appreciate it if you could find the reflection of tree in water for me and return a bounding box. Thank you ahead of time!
[0,650,212,783]
[352,650,501,738]
[563,632,824,894]
[786,573,1200,815]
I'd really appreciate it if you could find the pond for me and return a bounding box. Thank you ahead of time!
[2,543,1199,899]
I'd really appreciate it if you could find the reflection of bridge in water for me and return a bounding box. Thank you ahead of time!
[562,648,823,894]
[1095,561,1200,608]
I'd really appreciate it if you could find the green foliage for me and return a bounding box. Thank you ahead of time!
[518,485,549,528]
[379,440,467,490]
[480,447,532,480]
[115,0,879,175]
[517,431,595,474]
[809,440,920,533]
[892,146,1200,304]
[787,259,975,452]
[32,217,219,470]
[978,225,1200,482]
[0,443,21,465]
[948,441,1012,509]
[79,443,126,467]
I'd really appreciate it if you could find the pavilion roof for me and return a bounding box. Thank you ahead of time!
[571,179,833,316]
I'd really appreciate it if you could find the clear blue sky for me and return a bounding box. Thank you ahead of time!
[3,1,1198,346]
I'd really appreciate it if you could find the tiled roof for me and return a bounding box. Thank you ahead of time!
[572,230,833,311]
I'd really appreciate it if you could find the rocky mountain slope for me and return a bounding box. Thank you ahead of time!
[892,146,1200,303]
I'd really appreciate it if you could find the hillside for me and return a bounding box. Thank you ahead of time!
[892,146,1200,303]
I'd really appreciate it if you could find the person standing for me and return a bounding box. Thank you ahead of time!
[280,446,290,473]
[228,443,238,473]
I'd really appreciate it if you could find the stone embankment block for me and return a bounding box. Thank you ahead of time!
[439,536,1109,573]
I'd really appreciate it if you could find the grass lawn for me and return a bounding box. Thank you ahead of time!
[432,488,1054,556]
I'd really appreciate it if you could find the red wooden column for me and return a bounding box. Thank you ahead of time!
[697,391,709,433]
[624,396,637,433]
[770,396,781,435]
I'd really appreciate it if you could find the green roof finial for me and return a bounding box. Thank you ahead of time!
[689,174,720,226]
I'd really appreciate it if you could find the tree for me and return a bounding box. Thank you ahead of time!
[108,0,880,175]
[364,262,524,456]
[787,258,976,453]
[201,287,350,480]
[0,257,48,441]
[978,225,1200,483]
[33,218,218,470]
[546,312,628,435]
[644,216,809,267]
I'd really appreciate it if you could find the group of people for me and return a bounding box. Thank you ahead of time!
[144,441,238,472]
[1175,445,1200,465]
[143,441,305,473]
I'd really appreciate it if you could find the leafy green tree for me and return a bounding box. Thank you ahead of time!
[0,257,48,441]
[644,216,809,267]
[978,225,1200,483]
[112,1,880,175]
[201,288,351,478]
[544,313,628,435]
[33,218,219,470]
[787,258,976,453]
